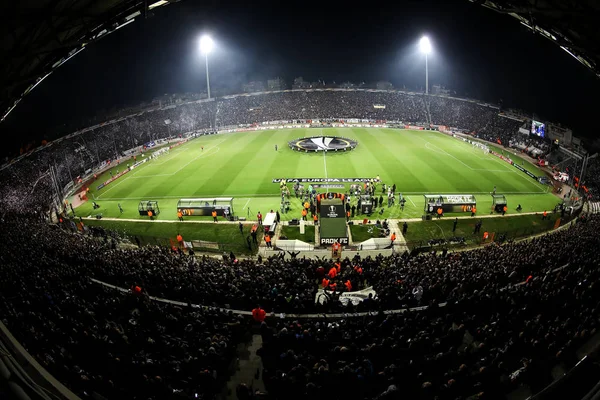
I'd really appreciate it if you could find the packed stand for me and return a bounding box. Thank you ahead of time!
[0,215,598,399]
[427,96,497,132]
[0,218,250,400]
[77,214,595,316]
[0,89,558,215]
[582,156,600,201]
[215,91,428,126]
[258,216,600,400]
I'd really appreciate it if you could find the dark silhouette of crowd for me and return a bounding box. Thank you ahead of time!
[0,217,251,400]
[215,91,428,126]
[0,213,599,399]
[582,157,600,201]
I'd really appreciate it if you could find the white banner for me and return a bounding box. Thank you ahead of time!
[315,286,377,306]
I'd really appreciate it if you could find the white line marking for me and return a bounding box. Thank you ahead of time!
[242,198,251,209]
[128,146,220,178]
[170,142,224,175]
[424,142,512,172]
[425,142,475,170]
[406,196,416,207]
[323,150,328,193]
[484,153,547,192]
[95,172,135,199]
[434,131,549,193]
[152,142,194,166]
[98,143,224,199]
[424,136,547,193]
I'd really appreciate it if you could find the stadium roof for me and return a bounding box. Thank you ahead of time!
[0,0,179,123]
[471,0,600,79]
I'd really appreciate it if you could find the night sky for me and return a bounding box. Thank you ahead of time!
[2,0,599,153]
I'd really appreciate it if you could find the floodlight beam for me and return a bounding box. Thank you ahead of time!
[419,36,431,95]
[199,35,214,99]
[205,52,211,99]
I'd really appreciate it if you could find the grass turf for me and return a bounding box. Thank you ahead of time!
[83,219,261,255]
[280,225,315,243]
[73,128,562,243]
[403,213,561,248]
[349,224,383,242]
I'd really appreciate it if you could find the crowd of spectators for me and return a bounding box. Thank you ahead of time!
[0,218,251,400]
[427,96,497,132]
[255,216,600,400]
[77,214,592,315]
[582,156,600,201]
[1,213,599,399]
[1,87,599,399]
[2,89,560,217]
[215,91,428,126]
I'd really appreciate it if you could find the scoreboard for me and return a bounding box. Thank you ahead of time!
[531,120,546,137]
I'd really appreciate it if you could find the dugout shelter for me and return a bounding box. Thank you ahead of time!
[177,198,234,217]
[138,201,160,216]
[424,194,476,214]
[491,194,508,213]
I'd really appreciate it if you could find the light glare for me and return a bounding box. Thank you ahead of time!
[420,36,432,54]
[200,35,214,54]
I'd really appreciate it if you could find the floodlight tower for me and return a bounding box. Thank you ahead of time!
[420,36,432,94]
[199,35,214,99]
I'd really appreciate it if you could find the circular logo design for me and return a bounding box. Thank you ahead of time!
[289,136,358,152]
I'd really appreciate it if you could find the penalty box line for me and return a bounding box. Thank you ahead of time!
[128,145,221,179]
[98,138,229,199]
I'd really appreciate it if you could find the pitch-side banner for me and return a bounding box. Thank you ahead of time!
[314,286,377,306]
[513,163,538,180]
[489,151,538,181]
[320,237,349,245]
[273,178,372,183]
[97,169,130,190]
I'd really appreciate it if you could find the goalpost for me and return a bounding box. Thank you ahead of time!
[151,147,170,159]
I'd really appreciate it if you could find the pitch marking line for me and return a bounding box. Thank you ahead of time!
[320,127,330,193]
[150,137,206,166]
[242,198,251,209]
[152,143,195,166]
[129,146,220,178]
[406,196,416,207]
[169,136,230,174]
[98,140,225,199]
[95,171,136,199]
[424,142,511,172]
[484,151,547,192]
[424,141,474,170]
[435,131,548,194]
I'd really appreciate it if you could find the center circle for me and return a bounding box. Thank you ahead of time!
[288,136,358,152]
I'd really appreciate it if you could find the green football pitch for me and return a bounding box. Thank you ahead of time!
[74,128,560,222]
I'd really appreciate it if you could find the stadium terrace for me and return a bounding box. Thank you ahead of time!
[1,89,600,400]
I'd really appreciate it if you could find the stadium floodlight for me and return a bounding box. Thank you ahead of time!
[199,35,214,99]
[200,35,214,54]
[419,36,432,94]
[419,36,432,54]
